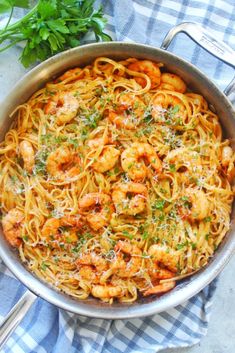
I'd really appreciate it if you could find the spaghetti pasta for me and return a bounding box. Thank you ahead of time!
[0,57,234,303]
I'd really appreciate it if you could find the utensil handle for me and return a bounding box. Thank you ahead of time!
[0,290,37,350]
[160,22,235,95]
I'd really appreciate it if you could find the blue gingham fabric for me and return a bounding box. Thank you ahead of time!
[0,1,234,352]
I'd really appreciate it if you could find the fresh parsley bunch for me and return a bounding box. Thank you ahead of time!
[0,0,111,67]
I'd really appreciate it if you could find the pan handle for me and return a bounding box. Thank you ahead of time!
[0,290,37,350]
[160,22,235,95]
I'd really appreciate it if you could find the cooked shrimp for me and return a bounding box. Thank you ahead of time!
[91,284,123,300]
[159,73,186,93]
[76,252,108,284]
[143,281,176,296]
[76,252,108,272]
[108,93,146,130]
[128,60,161,89]
[45,92,79,125]
[42,215,83,243]
[78,193,114,230]
[164,148,202,179]
[46,146,81,183]
[226,164,235,183]
[41,218,61,238]
[152,93,186,122]
[121,142,162,181]
[158,83,176,91]
[60,215,84,228]
[221,146,233,167]
[112,182,147,215]
[221,146,235,182]
[92,146,120,173]
[58,67,84,81]
[111,240,142,277]
[88,135,110,149]
[148,244,179,272]
[180,188,210,221]
[2,208,24,247]
[78,265,100,284]
[146,251,176,282]
[19,140,35,173]
[147,263,175,280]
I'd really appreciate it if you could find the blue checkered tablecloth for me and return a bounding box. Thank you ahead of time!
[0,1,234,352]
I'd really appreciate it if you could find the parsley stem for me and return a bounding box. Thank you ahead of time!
[4,6,14,31]
[0,5,37,35]
[0,39,23,53]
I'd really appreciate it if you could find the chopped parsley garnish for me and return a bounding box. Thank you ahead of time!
[50,209,64,219]
[41,262,49,271]
[181,196,189,201]
[65,237,72,243]
[10,175,18,184]
[169,163,176,172]
[205,233,210,241]
[108,166,120,176]
[84,111,101,128]
[152,199,165,211]
[176,241,189,250]
[34,149,49,175]
[105,250,116,260]
[122,230,133,239]
[158,213,165,221]
[58,226,70,233]
[71,232,93,253]
[152,236,160,244]
[142,231,149,240]
[181,196,191,208]
[142,252,149,259]
[170,105,180,115]
[143,114,153,124]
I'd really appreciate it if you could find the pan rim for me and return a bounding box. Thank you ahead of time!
[0,41,234,318]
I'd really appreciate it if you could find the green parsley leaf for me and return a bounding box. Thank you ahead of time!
[47,19,69,34]
[142,252,149,259]
[142,231,149,240]
[41,261,49,271]
[38,0,58,20]
[153,199,165,211]
[122,230,133,239]
[0,0,29,14]
[143,114,153,124]
[0,0,12,13]
[170,105,180,114]
[205,233,210,241]
[176,241,188,250]
[22,235,29,242]
[181,196,189,201]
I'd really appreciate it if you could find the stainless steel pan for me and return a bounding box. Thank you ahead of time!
[0,22,235,348]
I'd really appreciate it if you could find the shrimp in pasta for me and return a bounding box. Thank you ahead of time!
[0,56,234,303]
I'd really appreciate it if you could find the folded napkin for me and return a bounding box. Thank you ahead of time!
[0,1,234,352]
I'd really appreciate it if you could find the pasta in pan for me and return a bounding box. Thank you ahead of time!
[0,57,234,303]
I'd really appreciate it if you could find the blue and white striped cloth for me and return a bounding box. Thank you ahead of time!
[0,1,235,352]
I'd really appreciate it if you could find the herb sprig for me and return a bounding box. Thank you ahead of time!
[0,0,111,67]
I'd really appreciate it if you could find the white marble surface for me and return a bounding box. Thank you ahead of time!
[0,47,235,353]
